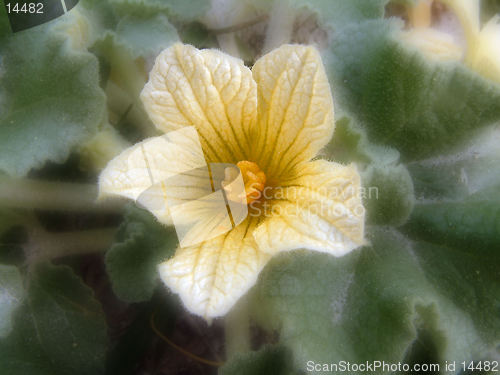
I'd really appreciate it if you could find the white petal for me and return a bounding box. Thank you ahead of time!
[98,127,206,224]
[252,44,335,178]
[469,16,500,84]
[141,43,258,163]
[400,28,464,62]
[158,218,270,319]
[253,160,366,256]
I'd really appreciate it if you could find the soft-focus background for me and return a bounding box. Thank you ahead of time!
[1,0,499,374]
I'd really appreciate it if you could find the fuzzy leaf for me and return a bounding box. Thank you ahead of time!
[405,201,500,256]
[405,125,500,255]
[326,20,500,160]
[0,264,23,338]
[0,263,108,375]
[115,13,179,59]
[361,164,415,226]
[68,0,118,47]
[411,240,500,347]
[0,2,11,37]
[0,208,23,237]
[327,116,415,226]
[109,0,211,22]
[105,205,177,303]
[220,346,294,375]
[407,125,500,201]
[326,116,400,166]
[0,21,106,176]
[292,0,388,29]
[250,228,499,373]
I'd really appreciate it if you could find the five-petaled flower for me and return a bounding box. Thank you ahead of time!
[99,43,365,320]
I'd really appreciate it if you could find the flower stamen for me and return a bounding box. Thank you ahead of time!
[236,161,266,204]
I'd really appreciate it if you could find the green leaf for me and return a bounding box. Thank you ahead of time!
[404,126,500,254]
[0,208,23,236]
[327,116,398,165]
[0,263,108,375]
[220,346,294,375]
[250,250,362,371]
[0,210,25,266]
[110,0,211,22]
[411,240,500,347]
[92,32,159,137]
[177,22,218,49]
[362,164,415,226]
[481,0,500,23]
[115,13,179,59]
[325,20,500,160]
[0,264,23,337]
[327,116,415,226]
[0,21,106,176]
[250,228,498,373]
[252,0,388,29]
[157,0,211,21]
[105,205,177,303]
[66,0,118,48]
[0,0,11,38]
[407,125,500,201]
[292,0,388,29]
[405,201,500,256]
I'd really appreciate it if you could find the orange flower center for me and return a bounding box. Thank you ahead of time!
[236,161,266,205]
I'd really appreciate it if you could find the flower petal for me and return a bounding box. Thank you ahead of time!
[469,16,500,84]
[251,44,334,179]
[140,43,258,163]
[253,160,365,256]
[158,217,271,319]
[400,28,463,62]
[440,0,481,37]
[98,127,206,224]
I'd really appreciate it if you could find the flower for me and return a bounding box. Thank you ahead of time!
[400,28,464,61]
[402,0,500,83]
[99,43,365,319]
[439,0,500,83]
[400,0,465,62]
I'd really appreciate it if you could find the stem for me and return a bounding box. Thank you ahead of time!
[80,124,131,171]
[203,0,250,59]
[224,297,250,359]
[218,34,243,59]
[27,227,117,262]
[211,14,269,59]
[106,80,156,137]
[109,46,146,100]
[0,177,124,213]
[106,47,157,137]
[408,0,433,28]
[150,312,223,367]
[262,0,296,54]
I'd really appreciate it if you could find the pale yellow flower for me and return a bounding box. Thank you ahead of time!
[440,0,500,83]
[99,43,365,319]
[401,0,464,62]
[400,28,464,61]
[470,16,500,83]
[403,0,500,83]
